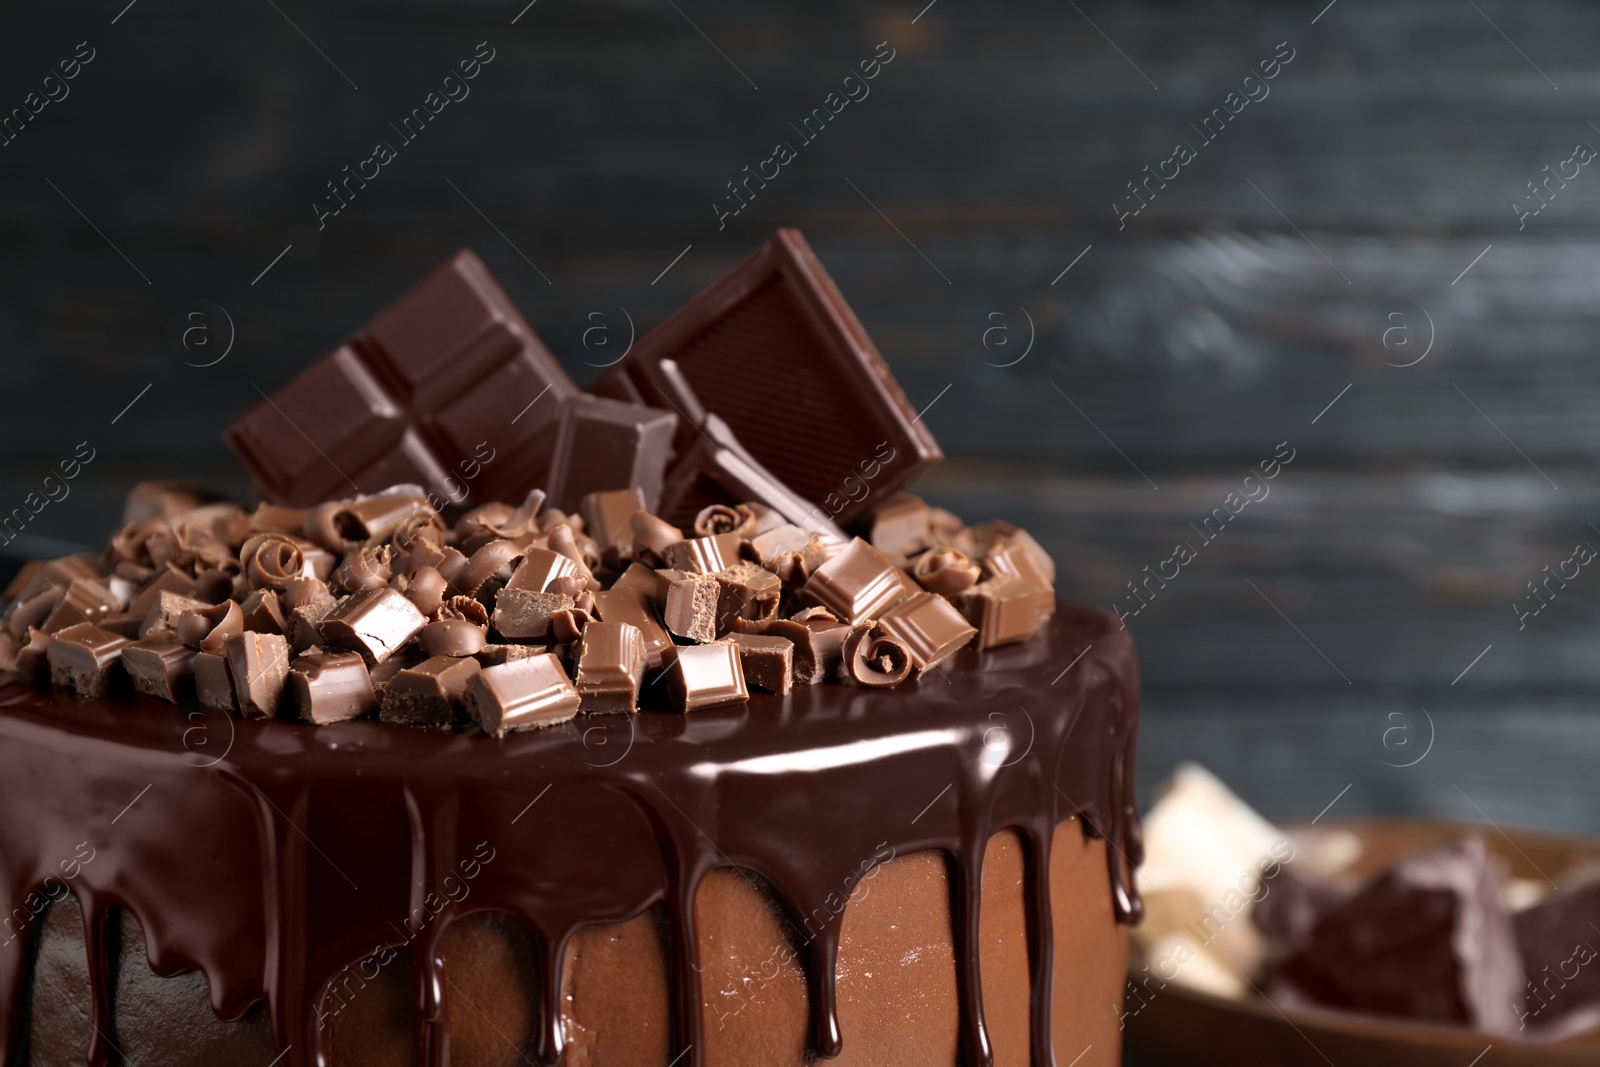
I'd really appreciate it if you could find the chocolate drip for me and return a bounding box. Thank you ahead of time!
[0,603,1138,1067]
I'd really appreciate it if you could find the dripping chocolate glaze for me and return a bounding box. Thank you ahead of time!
[0,602,1139,1067]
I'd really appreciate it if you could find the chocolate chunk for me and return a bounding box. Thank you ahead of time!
[474,643,544,667]
[239,588,288,635]
[491,587,572,641]
[193,651,236,712]
[593,588,672,669]
[226,250,578,507]
[661,533,742,575]
[748,524,827,586]
[13,628,51,687]
[764,616,851,685]
[47,623,130,698]
[841,625,913,687]
[546,395,677,513]
[974,520,1057,586]
[96,613,144,640]
[658,569,719,643]
[178,600,244,653]
[713,562,781,631]
[505,548,579,594]
[869,493,931,566]
[379,655,481,727]
[1254,868,1348,956]
[1513,882,1600,1032]
[981,537,1056,620]
[394,565,448,617]
[610,562,664,601]
[421,617,488,658]
[729,632,793,695]
[800,538,909,625]
[140,591,208,639]
[286,650,377,725]
[329,490,434,543]
[122,636,196,702]
[876,592,976,672]
[41,578,120,634]
[579,489,647,554]
[128,565,198,619]
[467,654,581,736]
[629,511,684,559]
[594,229,940,525]
[1271,838,1523,1034]
[956,577,1046,650]
[573,621,647,714]
[909,548,981,598]
[319,588,426,664]
[224,631,290,719]
[662,639,748,713]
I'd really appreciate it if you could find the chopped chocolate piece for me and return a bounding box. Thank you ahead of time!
[658,569,719,643]
[393,565,447,617]
[982,538,1056,619]
[841,625,913,687]
[800,538,909,625]
[475,643,544,667]
[505,547,579,595]
[629,511,684,559]
[957,577,1045,650]
[662,639,748,713]
[239,588,287,635]
[1513,882,1600,1032]
[41,578,120,634]
[1271,838,1523,1034]
[545,524,599,587]
[764,616,851,685]
[661,533,742,574]
[13,628,51,687]
[579,488,647,554]
[287,601,335,653]
[729,632,793,695]
[331,545,395,594]
[286,649,377,725]
[121,637,196,702]
[238,533,316,593]
[610,561,664,601]
[47,623,130,698]
[1254,868,1348,956]
[467,654,581,737]
[193,651,236,712]
[366,654,412,700]
[380,655,481,727]
[574,621,647,714]
[96,613,144,639]
[492,588,574,641]
[593,588,673,670]
[319,588,426,664]
[713,562,782,631]
[748,524,827,586]
[248,502,307,534]
[973,520,1057,585]
[177,600,244,653]
[876,592,977,672]
[139,591,207,639]
[693,504,758,539]
[594,229,940,525]
[8,588,61,639]
[226,250,578,507]
[549,606,590,645]
[869,493,930,565]
[418,617,484,658]
[910,548,981,597]
[128,564,198,619]
[224,631,290,719]
[547,396,678,513]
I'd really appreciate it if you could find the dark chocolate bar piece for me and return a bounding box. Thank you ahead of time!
[47,623,130,699]
[662,639,748,713]
[42,578,120,634]
[573,621,647,714]
[122,636,196,702]
[546,396,677,513]
[593,229,940,525]
[226,250,578,507]
[193,650,236,712]
[1513,882,1600,1033]
[729,632,793,695]
[468,654,581,736]
[140,591,208,639]
[286,650,377,725]
[876,592,976,672]
[224,631,291,719]
[380,655,481,727]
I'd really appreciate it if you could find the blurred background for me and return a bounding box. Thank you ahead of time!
[3,0,1600,926]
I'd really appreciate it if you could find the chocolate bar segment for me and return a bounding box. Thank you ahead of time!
[546,396,677,513]
[573,621,647,714]
[876,592,976,672]
[594,229,940,525]
[713,562,782,631]
[468,654,581,736]
[580,489,647,554]
[286,649,377,725]
[122,636,196,702]
[380,655,481,727]
[47,623,130,699]
[957,577,1045,650]
[319,588,427,664]
[226,249,578,507]
[662,639,748,712]
[800,538,909,625]
[593,588,672,670]
[658,569,719,643]
[193,651,236,712]
[729,632,793,695]
[765,615,850,685]
[223,631,290,719]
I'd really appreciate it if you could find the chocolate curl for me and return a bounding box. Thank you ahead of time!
[455,539,526,598]
[177,600,244,654]
[910,548,981,597]
[328,487,435,543]
[332,544,395,594]
[394,566,448,617]
[841,625,912,687]
[423,596,490,658]
[693,504,758,539]
[630,511,684,560]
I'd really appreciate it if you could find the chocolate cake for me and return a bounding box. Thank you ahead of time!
[0,234,1142,1067]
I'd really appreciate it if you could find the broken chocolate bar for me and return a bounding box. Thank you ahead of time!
[662,639,749,713]
[713,562,782,631]
[573,621,647,714]
[122,636,196,702]
[592,588,672,670]
[546,396,677,513]
[729,632,793,695]
[193,651,236,712]
[47,623,130,699]
[957,577,1046,650]
[800,538,908,625]
[226,249,578,507]
[660,533,742,575]
[579,488,647,555]
[593,229,940,525]
[765,614,851,685]
[876,592,976,672]
[1513,882,1600,1033]
[223,631,291,719]
[380,655,481,727]
[319,588,427,664]
[286,649,377,725]
[658,569,719,644]
[467,654,581,737]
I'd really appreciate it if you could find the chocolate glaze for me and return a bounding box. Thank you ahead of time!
[0,602,1139,1067]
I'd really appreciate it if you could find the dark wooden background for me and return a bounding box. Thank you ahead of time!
[3,1,1600,1051]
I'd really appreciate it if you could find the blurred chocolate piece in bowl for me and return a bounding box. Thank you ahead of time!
[595,228,940,526]
[226,249,577,508]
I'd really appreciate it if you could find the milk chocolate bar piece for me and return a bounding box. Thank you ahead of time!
[1271,838,1523,1034]
[593,588,673,670]
[800,539,909,625]
[713,562,782,631]
[610,562,664,602]
[876,592,976,672]
[658,569,719,643]
[660,533,742,575]
[579,488,647,554]
[748,524,828,586]
[193,651,236,712]
[593,229,940,525]
[140,591,208,638]
[320,588,426,664]
[468,654,580,736]
[129,565,198,619]
[662,639,748,713]
[286,650,377,725]
[42,578,120,634]
[573,621,647,714]
[764,616,851,685]
[546,396,677,513]
[729,632,793,695]
[505,548,579,594]
[224,631,291,719]
[47,623,130,699]
[226,250,578,507]
[122,636,196,702]
[492,588,574,641]
[957,577,1045,650]
[239,588,287,635]
[380,655,481,727]
[13,628,51,687]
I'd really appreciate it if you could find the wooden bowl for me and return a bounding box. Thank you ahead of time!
[1124,818,1600,1067]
